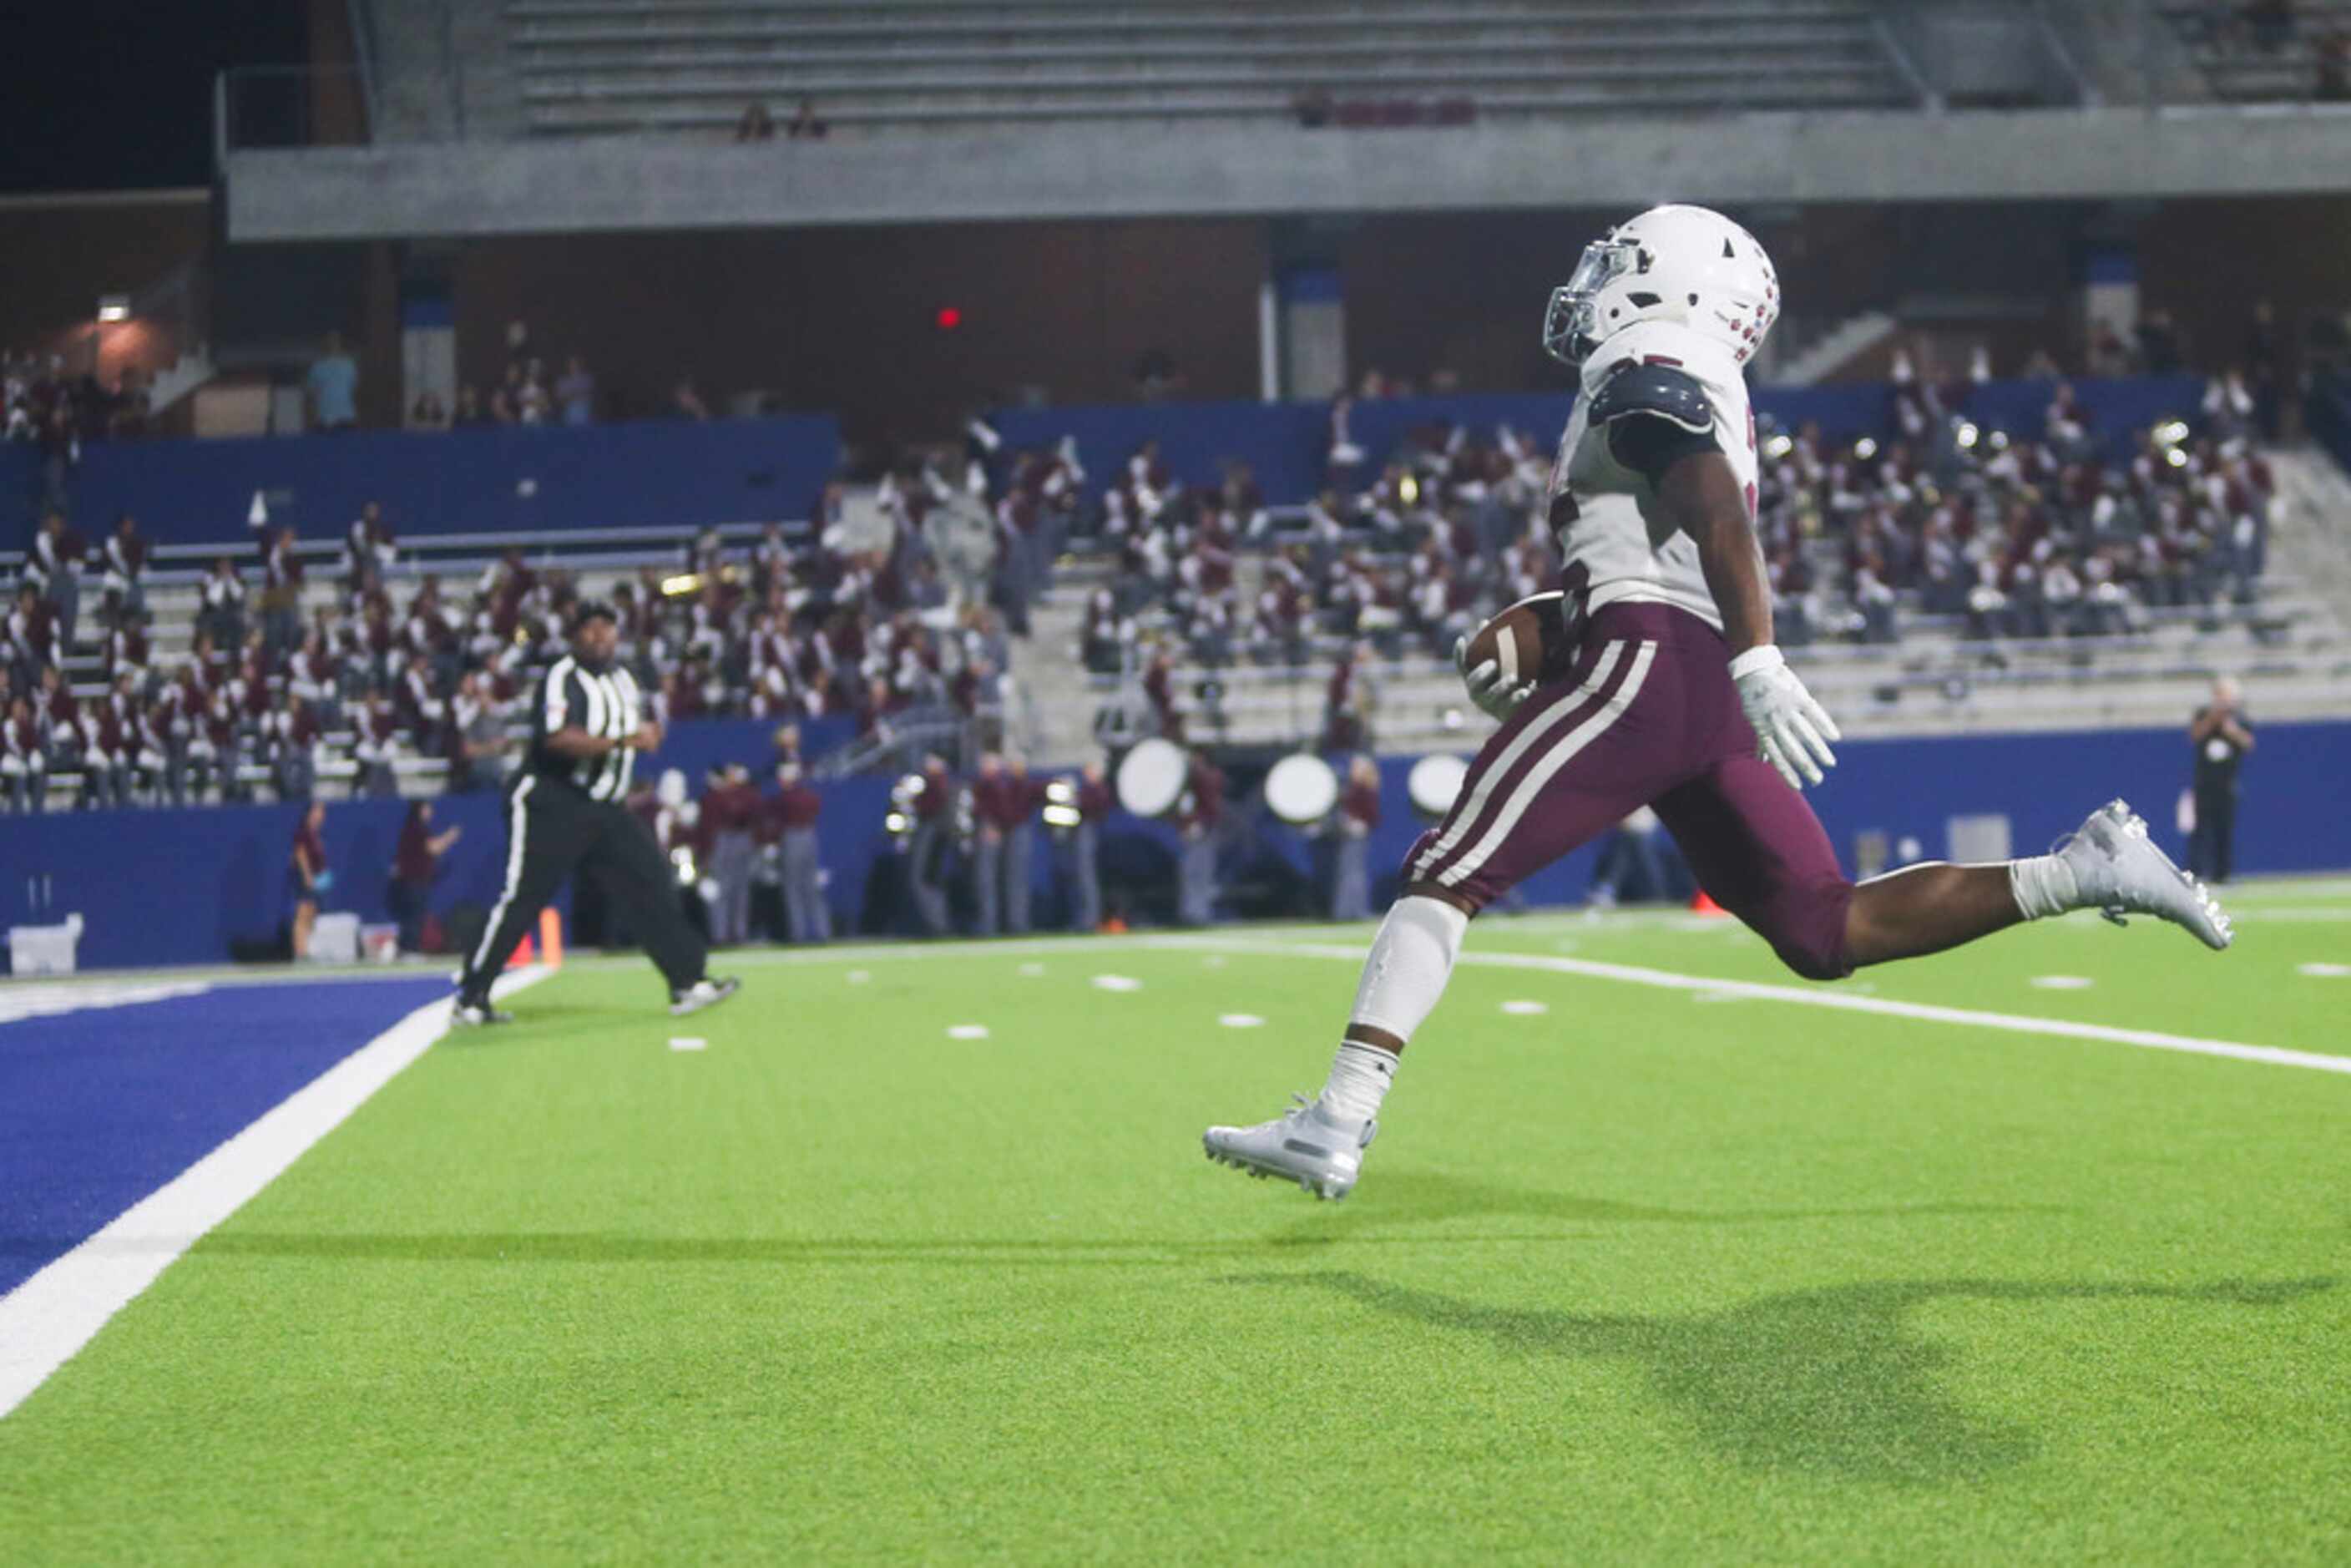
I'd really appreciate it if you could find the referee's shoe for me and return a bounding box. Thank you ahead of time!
[451,599,742,1025]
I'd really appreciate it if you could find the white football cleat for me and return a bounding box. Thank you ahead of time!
[670,976,742,1017]
[1202,1095,1376,1201]
[2059,799,2233,950]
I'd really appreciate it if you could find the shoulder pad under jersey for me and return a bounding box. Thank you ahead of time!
[1586,362,1714,436]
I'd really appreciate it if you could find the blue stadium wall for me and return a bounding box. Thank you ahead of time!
[4,717,2344,971]
[1,378,2202,544]
[3,417,842,544]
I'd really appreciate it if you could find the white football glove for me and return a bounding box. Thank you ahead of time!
[1454,633,1533,721]
[1728,645,1841,790]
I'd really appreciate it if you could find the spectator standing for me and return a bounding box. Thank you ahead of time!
[390,800,463,954]
[1002,756,1044,934]
[343,502,397,589]
[970,751,1012,937]
[3,696,48,812]
[1323,640,1376,752]
[1330,754,1380,921]
[262,527,305,652]
[101,514,147,625]
[306,331,360,432]
[29,511,84,654]
[907,752,954,936]
[1176,751,1225,926]
[2187,676,2254,885]
[556,356,596,425]
[276,693,323,801]
[448,671,508,792]
[352,692,401,797]
[81,681,131,807]
[1062,760,1111,932]
[290,801,331,959]
[1588,807,1675,907]
[703,764,761,947]
[200,557,248,650]
[771,761,830,943]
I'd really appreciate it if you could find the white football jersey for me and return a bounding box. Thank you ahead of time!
[1549,321,1762,634]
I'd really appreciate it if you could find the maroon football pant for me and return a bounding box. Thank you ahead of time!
[1405,601,1854,979]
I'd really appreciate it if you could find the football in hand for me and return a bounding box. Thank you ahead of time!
[1459,592,1572,686]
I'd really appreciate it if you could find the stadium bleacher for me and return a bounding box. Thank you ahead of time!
[8,369,2346,813]
[2166,0,2351,103]
[500,0,1916,136]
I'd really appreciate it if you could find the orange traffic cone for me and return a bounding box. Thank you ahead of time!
[504,932,536,969]
[538,908,564,969]
[1691,890,1728,917]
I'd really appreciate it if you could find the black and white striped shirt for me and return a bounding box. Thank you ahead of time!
[530,655,643,802]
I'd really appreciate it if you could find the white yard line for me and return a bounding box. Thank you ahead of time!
[0,968,550,1423]
[1252,940,2351,1079]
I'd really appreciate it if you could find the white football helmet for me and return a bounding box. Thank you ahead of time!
[1542,204,1780,369]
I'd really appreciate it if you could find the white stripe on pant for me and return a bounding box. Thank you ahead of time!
[1434,642,1657,889]
[1411,642,1625,883]
[470,776,537,976]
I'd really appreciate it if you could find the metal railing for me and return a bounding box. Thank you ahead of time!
[346,0,383,141]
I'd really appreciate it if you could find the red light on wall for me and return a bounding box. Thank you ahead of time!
[934,306,963,331]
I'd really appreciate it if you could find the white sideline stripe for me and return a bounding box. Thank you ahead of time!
[0,968,552,1423]
[0,982,209,1027]
[1261,940,2351,1078]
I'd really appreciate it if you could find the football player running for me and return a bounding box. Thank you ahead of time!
[1205,204,2232,1201]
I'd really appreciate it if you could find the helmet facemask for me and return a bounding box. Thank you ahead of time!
[1541,236,1645,367]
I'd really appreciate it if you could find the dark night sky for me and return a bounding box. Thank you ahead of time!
[0,3,309,194]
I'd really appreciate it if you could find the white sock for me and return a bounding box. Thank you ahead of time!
[2008,853,2082,921]
[1317,896,1470,1122]
[1319,1042,1397,1124]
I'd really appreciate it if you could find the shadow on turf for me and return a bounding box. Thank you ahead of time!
[5,1172,2075,1272]
[1221,1270,2336,1485]
[1263,1170,2066,1247]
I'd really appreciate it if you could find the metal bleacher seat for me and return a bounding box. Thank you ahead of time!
[2163,1,2351,104]
[503,0,1914,136]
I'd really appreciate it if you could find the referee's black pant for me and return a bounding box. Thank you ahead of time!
[2190,783,2237,885]
[460,775,707,998]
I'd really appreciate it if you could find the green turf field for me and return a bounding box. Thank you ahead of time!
[7,881,2349,1564]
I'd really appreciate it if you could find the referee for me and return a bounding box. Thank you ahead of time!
[453,600,740,1024]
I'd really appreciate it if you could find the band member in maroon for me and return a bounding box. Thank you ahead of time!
[390,800,463,955]
[290,801,330,960]
[969,752,1019,937]
[771,761,829,943]
[1176,751,1225,926]
[701,764,763,947]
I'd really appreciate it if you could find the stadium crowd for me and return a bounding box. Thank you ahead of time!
[3,349,2276,813]
[1073,370,2273,683]
[2,464,1055,811]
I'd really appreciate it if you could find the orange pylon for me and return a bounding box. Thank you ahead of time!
[504,932,536,969]
[538,908,564,969]
[1691,890,1728,917]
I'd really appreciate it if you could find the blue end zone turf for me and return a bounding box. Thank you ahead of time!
[0,976,453,1298]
